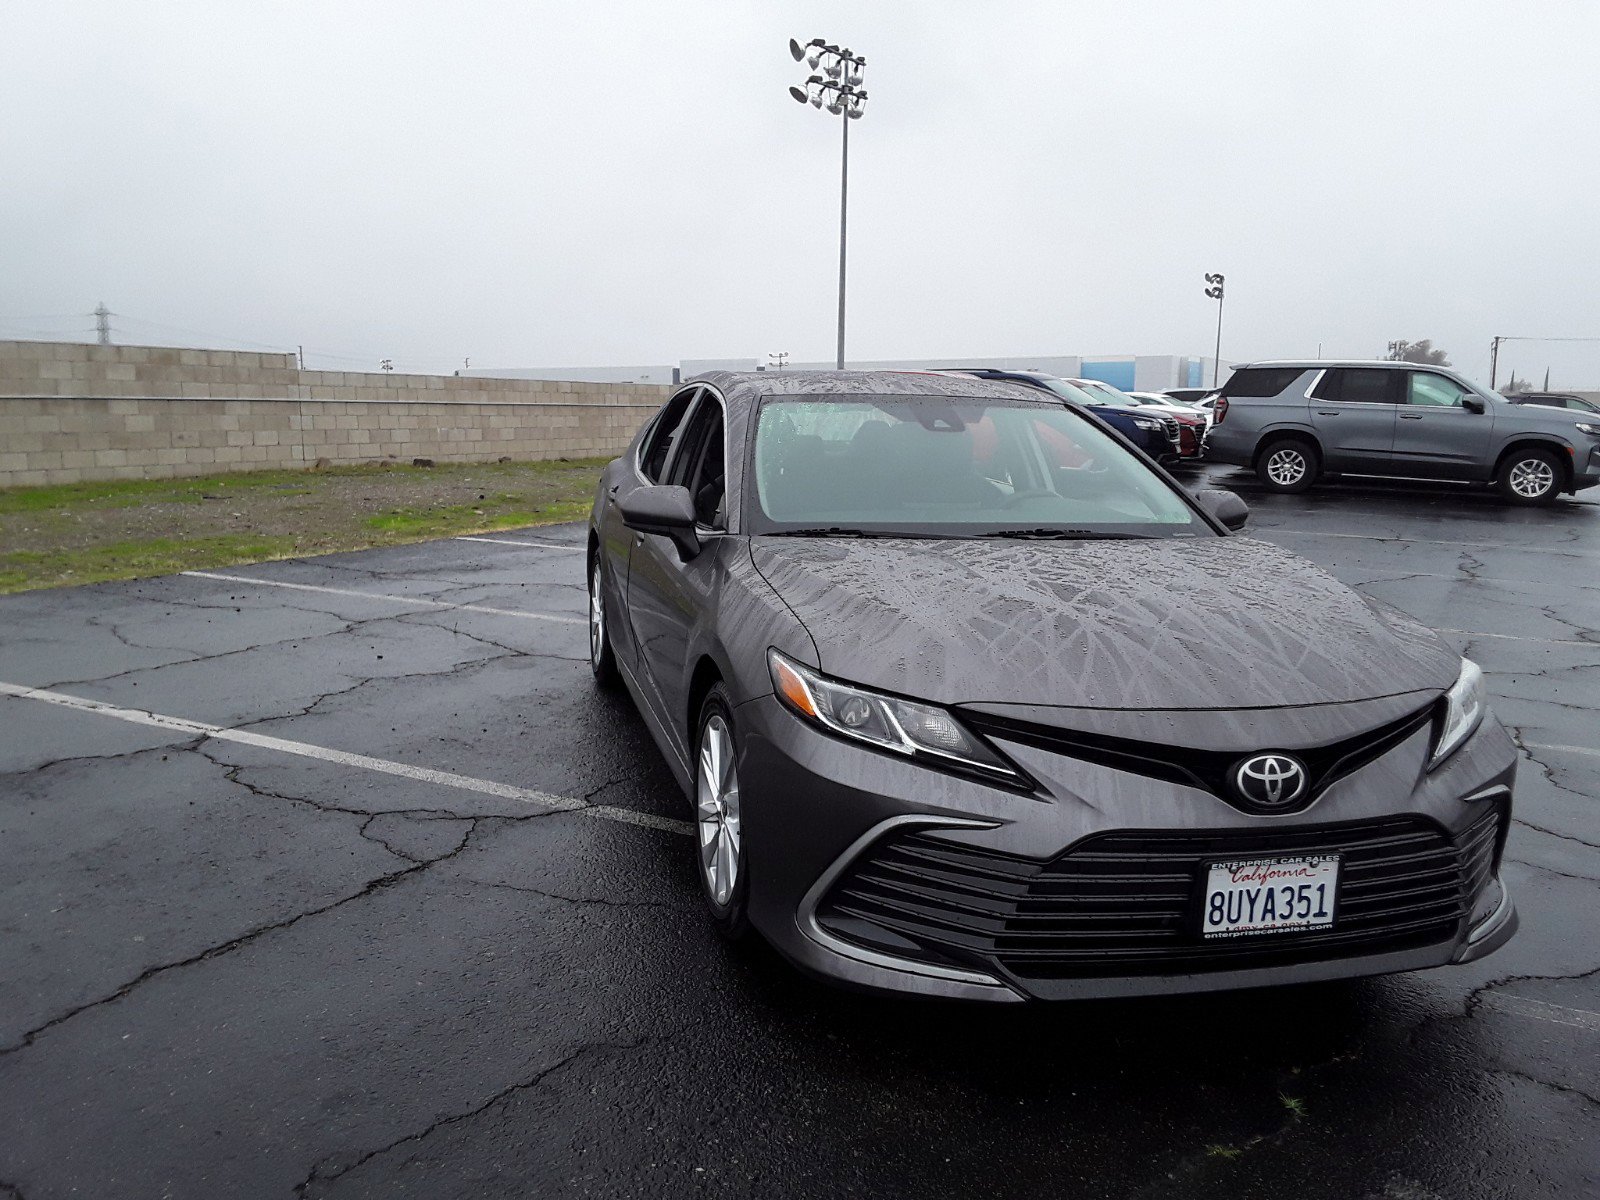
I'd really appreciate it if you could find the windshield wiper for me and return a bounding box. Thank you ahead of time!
[976,529,1157,540]
[768,527,898,538]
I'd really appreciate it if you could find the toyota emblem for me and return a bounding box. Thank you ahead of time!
[1234,754,1309,808]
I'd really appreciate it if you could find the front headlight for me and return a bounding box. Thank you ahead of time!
[1575,422,1600,436]
[1430,657,1486,770]
[767,648,1024,785]
[1132,417,1163,431]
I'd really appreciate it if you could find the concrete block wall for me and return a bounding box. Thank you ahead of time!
[0,341,670,486]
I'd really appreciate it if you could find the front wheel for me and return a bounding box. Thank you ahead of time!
[695,684,749,940]
[1256,438,1319,494]
[1496,448,1563,505]
[588,555,619,687]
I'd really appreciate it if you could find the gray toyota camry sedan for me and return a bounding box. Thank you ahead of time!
[586,370,1518,1002]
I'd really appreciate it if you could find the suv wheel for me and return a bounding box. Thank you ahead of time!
[1256,438,1319,494]
[1496,448,1563,505]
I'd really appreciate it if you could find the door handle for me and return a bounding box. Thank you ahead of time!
[1315,410,1339,416]
[1399,413,1423,420]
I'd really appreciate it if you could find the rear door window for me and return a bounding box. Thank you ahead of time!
[1312,369,1402,404]
[1220,367,1306,398]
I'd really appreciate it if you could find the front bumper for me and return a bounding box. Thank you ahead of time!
[736,694,1518,1002]
[1571,442,1600,492]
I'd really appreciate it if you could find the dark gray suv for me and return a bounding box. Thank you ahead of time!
[1205,361,1600,504]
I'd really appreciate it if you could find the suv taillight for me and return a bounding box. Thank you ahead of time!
[1214,396,1229,425]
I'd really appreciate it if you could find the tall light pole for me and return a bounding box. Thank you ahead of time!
[1203,273,1225,387]
[789,37,867,370]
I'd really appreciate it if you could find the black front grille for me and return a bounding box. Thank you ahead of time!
[816,807,1504,982]
[959,704,1438,816]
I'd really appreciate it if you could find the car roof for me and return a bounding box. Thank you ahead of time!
[1230,360,1456,371]
[687,369,1051,405]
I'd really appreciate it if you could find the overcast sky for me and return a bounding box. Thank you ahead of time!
[4,1,1598,384]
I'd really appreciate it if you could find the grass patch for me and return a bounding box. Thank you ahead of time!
[0,470,325,514]
[0,457,609,593]
[0,535,302,591]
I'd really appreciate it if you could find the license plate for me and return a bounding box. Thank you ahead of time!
[1201,855,1339,938]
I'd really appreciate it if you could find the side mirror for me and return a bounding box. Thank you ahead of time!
[1462,396,1486,414]
[1193,488,1250,531]
[618,484,701,558]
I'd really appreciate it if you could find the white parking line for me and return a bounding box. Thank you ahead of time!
[455,535,583,551]
[0,680,690,836]
[1486,993,1600,1033]
[182,571,584,625]
[1436,628,1600,649]
[1520,740,1600,760]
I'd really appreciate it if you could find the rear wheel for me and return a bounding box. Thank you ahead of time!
[1256,437,1319,494]
[1496,448,1563,505]
[695,684,749,940]
[588,555,618,687]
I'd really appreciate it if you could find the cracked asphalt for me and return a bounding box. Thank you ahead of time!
[2,466,1597,1199]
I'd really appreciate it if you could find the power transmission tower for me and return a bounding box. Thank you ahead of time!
[94,302,112,345]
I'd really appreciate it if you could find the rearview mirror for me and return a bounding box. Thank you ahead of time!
[1192,488,1250,531]
[618,484,701,559]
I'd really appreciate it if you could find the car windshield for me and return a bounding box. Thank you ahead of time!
[749,395,1210,539]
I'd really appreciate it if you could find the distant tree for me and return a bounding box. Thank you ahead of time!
[1384,339,1451,366]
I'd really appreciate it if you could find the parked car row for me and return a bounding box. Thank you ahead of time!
[994,362,1600,507]
[1203,361,1600,504]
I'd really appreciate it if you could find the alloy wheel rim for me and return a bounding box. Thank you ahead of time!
[696,715,741,907]
[1510,459,1554,499]
[589,561,605,667]
[1267,449,1307,486]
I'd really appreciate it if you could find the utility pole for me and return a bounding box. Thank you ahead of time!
[94,302,112,345]
[768,351,789,371]
[297,345,305,370]
[1203,274,1225,387]
[789,38,868,371]
[1489,335,1502,389]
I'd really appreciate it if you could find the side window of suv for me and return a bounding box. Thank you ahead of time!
[1220,367,1307,398]
[639,387,701,481]
[1406,372,1474,408]
[1312,368,1402,404]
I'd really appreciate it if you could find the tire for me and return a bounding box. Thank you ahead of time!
[694,683,750,940]
[588,554,619,687]
[1256,437,1319,494]
[1495,447,1563,506]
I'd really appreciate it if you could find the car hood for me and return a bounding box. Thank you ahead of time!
[749,535,1459,711]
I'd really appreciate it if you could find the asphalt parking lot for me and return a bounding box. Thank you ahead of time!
[2,464,1597,1200]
